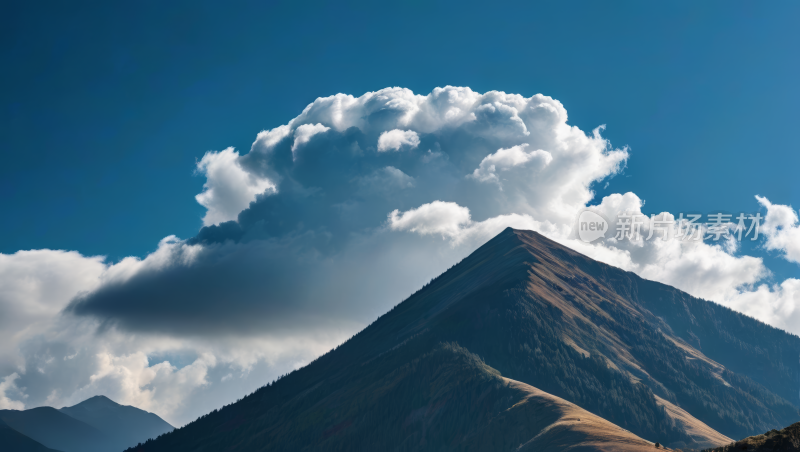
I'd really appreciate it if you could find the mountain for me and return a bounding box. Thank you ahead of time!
[1,395,173,452]
[0,406,107,452]
[126,228,800,451]
[131,342,656,452]
[0,417,61,452]
[704,421,800,451]
[60,395,174,450]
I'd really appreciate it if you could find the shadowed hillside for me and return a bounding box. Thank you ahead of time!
[125,228,800,451]
[703,421,800,451]
[0,407,107,452]
[0,417,61,452]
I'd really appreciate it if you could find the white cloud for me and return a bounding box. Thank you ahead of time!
[388,201,471,239]
[721,278,800,334]
[195,147,274,226]
[70,351,216,419]
[251,125,292,154]
[389,201,550,248]
[292,123,330,152]
[0,373,25,410]
[190,87,627,229]
[0,249,107,372]
[377,129,420,152]
[757,195,800,264]
[470,144,553,186]
[474,101,529,138]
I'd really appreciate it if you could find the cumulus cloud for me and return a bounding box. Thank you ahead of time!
[292,123,330,152]
[377,129,420,152]
[71,86,796,341]
[69,86,632,338]
[389,201,471,239]
[470,144,553,186]
[757,195,800,264]
[195,148,274,226]
[2,85,798,427]
[70,351,217,418]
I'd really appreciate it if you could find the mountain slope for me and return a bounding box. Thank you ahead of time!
[654,396,732,447]
[704,421,800,451]
[0,417,61,452]
[125,228,800,451]
[60,395,174,450]
[0,406,107,452]
[129,343,654,451]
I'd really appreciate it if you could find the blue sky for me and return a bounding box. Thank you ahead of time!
[4,1,798,263]
[1,1,799,425]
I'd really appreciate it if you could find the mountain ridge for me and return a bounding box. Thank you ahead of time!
[60,394,173,450]
[1,394,173,452]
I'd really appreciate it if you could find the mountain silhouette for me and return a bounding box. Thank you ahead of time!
[0,416,61,452]
[120,228,798,450]
[60,395,174,450]
[1,395,173,452]
[0,406,107,452]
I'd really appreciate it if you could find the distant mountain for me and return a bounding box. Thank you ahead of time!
[60,395,174,450]
[122,228,800,450]
[704,421,800,451]
[0,395,173,452]
[0,417,60,452]
[0,406,107,452]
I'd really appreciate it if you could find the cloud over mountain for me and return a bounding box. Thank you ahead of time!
[1,86,798,426]
[66,87,628,334]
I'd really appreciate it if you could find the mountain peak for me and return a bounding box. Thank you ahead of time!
[67,395,118,409]
[54,395,173,452]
